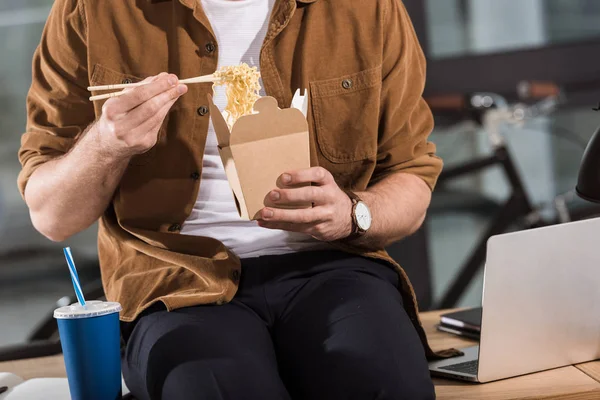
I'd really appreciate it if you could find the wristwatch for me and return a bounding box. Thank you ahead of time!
[344,189,372,239]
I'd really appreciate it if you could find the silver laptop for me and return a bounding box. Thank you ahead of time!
[429,217,600,383]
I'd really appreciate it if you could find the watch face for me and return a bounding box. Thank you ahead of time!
[355,201,372,231]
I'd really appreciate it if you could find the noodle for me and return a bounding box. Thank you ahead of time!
[214,63,261,128]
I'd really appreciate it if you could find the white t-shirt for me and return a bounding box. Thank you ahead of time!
[181,0,324,259]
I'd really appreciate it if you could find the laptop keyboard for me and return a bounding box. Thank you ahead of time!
[439,360,479,375]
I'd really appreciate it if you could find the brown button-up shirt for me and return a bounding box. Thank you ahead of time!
[18,0,458,359]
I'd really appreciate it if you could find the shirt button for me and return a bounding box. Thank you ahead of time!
[168,223,181,232]
[342,79,353,89]
[231,269,241,283]
[122,78,133,84]
[205,42,216,54]
[190,172,200,180]
[197,106,209,116]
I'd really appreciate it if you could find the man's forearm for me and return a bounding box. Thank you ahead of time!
[25,125,130,242]
[355,172,432,249]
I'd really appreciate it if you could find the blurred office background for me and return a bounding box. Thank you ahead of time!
[1,0,600,347]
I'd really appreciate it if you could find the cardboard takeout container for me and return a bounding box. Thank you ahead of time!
[207,94,311,220]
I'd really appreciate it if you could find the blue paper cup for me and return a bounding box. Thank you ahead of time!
[54,300,123,400]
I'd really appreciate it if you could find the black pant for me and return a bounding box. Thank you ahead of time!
[121,251,435,400]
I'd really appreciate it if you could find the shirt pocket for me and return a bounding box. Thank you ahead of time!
[309,66,382,163]
[89,64,168,166]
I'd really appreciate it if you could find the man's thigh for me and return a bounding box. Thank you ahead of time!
[273,259,435,400]
[123,302,290,400]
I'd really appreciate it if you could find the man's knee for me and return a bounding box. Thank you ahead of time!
[160,358,290,400]
[308,354,435,400]
[125,320,288,400]
[375,375,436,400]
[144,333,287,399]
[161,360,258,400]
[343,368,435,400]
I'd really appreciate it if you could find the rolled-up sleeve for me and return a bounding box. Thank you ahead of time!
[373,0,442,190]
[18,0,94,198]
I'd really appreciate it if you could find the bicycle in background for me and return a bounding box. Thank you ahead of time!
[425,82,600,309]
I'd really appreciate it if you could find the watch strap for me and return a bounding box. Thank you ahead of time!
[343,188,362,205]
[343,189,366,239]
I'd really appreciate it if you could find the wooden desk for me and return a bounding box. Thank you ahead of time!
[2,310,600,399]
[0,354,65,380]
[422,310,600,400]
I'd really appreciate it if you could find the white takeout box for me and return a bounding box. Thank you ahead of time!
[207,90,311,220]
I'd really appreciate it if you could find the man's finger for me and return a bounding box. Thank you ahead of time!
[120,84,187,131]
[257,207,329,225]
[111,74,180,113]
[120,73,167,94]
[268,186,326,206]
[277,167,333,188]
[133,73,166,86]
[256,220,312,234]
[127,97,179,148]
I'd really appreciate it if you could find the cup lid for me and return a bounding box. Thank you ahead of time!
[54,300,122,319]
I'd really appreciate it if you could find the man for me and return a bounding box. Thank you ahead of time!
[19,0,458,398]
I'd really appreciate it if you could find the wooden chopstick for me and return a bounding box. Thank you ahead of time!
[88,74,219,91]
[89,91,130,101]
[88,74,221,101]
[179,75,222,84]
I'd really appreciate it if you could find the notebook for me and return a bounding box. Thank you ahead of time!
[440,307,482,333]
[436,324,480,340]
[0,372,130,399]
[0,373,70,399]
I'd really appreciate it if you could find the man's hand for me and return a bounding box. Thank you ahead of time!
[257,167,353,242]
[93,73,188,159]
[24,72,187,242]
